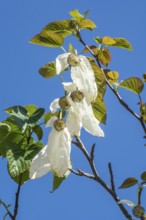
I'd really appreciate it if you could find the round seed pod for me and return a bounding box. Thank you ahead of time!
[70,90,84,102]
[67,54,80,67]
[53,119,66,131]
[132,205,145,218]
[59,97,71,109]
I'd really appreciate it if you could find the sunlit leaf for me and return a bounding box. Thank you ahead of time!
[97,48,111,66]
[104,70,119,83]
[119,77,144,94]
[25,105,38,116]
[89,61,106,99]
[69,9,83,22]
[83,9,90,18]
[30,32,64,48]
[94,36,102,44]
[39,62,56,78]
[79,18,96,30]
[143,73,146,82]
[112,38,133,50]
[119,177,138,189]
[41,20,75,37]
[141,171,146,181]
[139,102,146,123]
[102,36,132,50]
[68,43,76,54]
[102,36,116,45]
[83,45,98,55]
[92,97,106,124]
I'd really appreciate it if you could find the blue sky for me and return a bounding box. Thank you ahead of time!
[0,0,146,219]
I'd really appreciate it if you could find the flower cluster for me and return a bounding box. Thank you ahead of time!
[29,52,104,179]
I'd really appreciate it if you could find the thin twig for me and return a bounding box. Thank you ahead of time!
[72,136,134,220]
[78,33,146,135]
[70,169,95,180]
[13,174,23,220]
[108,163,116,193]
[0,200,13,219]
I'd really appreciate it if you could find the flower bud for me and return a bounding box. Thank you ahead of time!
[59,96,71,109]
[67,54,80,67]
[132,205,145,218]
[54,119,66,131]
[70,90,84,102]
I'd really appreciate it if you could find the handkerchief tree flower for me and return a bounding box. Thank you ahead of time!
[29,116,71,179]
[1,8,146,220]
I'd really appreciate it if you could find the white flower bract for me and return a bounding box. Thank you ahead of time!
[50,83,104,137]
[56,53,97,102]
[29,116,71,179]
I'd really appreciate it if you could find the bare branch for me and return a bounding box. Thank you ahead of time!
[108,163,116,193]
[13,174,23,220]
[78,32,146,135]
[72,136,134,220]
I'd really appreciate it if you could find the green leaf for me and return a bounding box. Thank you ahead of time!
[119,77,144,94]
[104,70,119,83]
[32,125,43,140]
[102,36,133,50]
[102,36,116,45]
[44,112,58,124]
[5,106,28,120]
[83,9,90,18]
[28,108,45,125]
[83,45,98,55]
[141,171,146,181]
[68,43,76,54]
[0,123,11,139]
[52,172,66,192]
[79,18,96,30]
[41,20,75,37]
[119,177,138,189]
[39,62,56,78]
[10,170,30,185]
[92,97,106,124]
[143,73,146,82]
[7,142,43,178]
[89,62,106,99]
[0,132,24,157]
[69,9,83,22]
[25,105,38,116]
[96,48,111,66]
[30,32,64,48]
[94,36,102,44]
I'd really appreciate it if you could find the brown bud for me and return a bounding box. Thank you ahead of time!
[59,97,71,109]
[70,90,84,102]
[54,119,66,131]
[132,205,145,218]
[67,54,80,67]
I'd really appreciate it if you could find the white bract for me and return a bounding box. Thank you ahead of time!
[50,82,104,137]
[29,116,71,179]
[56,52,97,102]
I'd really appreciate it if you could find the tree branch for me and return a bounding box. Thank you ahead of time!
[72,136,134,220]
[12,174,23,220]
[78,32,146,135]
[108,163,116,192]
